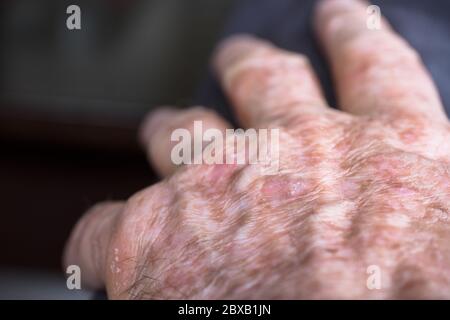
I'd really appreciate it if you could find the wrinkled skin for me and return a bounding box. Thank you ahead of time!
[64,0,450,299]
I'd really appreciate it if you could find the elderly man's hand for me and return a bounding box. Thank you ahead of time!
[64,0,450,299]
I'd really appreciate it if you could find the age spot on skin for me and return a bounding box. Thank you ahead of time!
[386,213,411,228]
[340,178,361,200]
[207,163,238,184]
[399,128,419,145]
[393,186,417,197]
[426,208,449,224]
[367,153,410,180]
[261,176,312,204]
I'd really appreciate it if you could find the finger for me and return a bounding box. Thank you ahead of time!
[63,201,124,289]
[315,0,447,122]
[213,35,330,128]
[140,106,231,177]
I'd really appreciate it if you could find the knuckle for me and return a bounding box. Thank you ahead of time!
[118,183,171,232]
[341,33,420,75]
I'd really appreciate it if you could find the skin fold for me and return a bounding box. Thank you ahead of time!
[64,0,450,299]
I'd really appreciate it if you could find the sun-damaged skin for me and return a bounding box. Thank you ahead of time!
[64,0,450,299]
